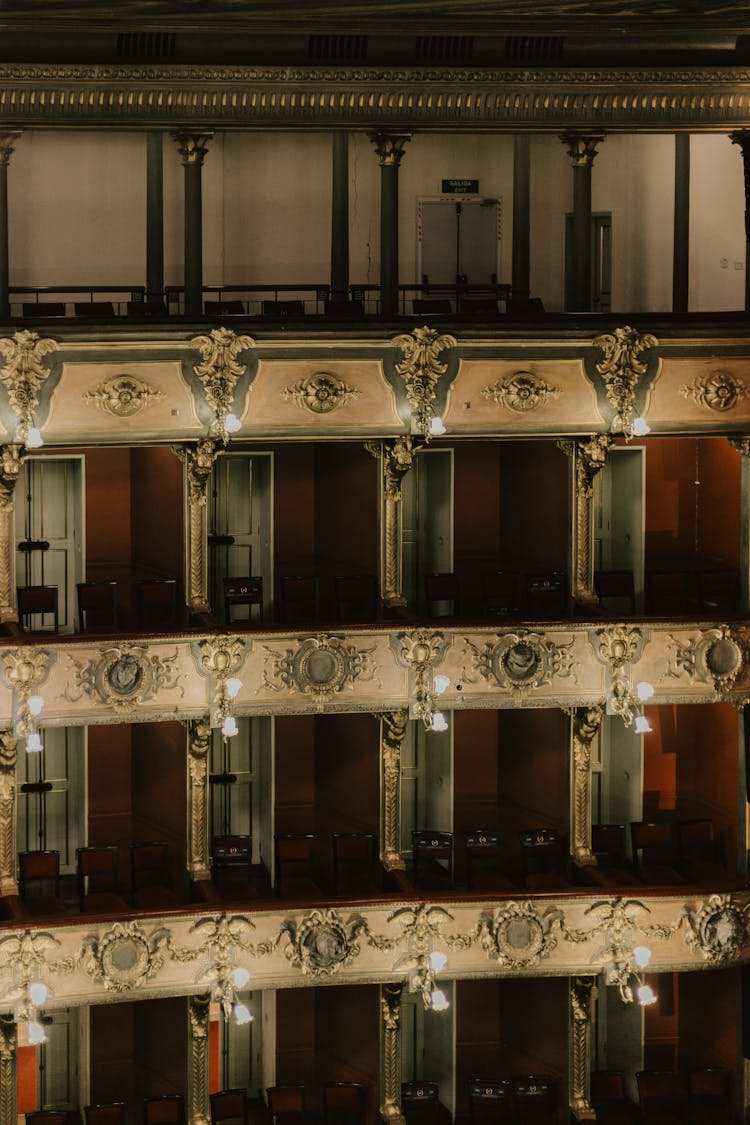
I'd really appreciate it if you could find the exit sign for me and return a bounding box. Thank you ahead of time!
[441,178,479,194]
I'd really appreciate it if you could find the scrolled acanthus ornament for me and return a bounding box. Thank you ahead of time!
[65,644,182,714]
[666,625,748,695]
[0,330,58,444]
[475,901,561,969]
[592,326,658,438]
[391,326,456,438]
[189,327,254,441]
[463,629,576,699]
[282,372,360,414]
[481,371,559,413]
[262,633,376,706]
[682,894,749,965]
[681,369,747,413]
[83,374,163,418]
[82,920,169,992]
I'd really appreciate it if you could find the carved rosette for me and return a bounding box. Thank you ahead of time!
[595,625,643,672]
[381,709,408,871]
[188,994,211,1125]
[570,978,597,1121]
[476,901,560,968]
[189,327,254,440]
[65,644,182,715]
[391,326,456,437]
[83,374,163,417]
[463,630,576,700]
[682,894,749,965]
[263,634,376,707]
[571,706,604,866]
[592,326,658,436]
[481,371,559,413]
[196,635,245,682]
[187,717,211,880]
[0,447,21,621]
[681,369,747,412]
[666,625,748,694]
[280,909,367,977]
[0,330,59,443]
[82,921,169,992]
[282,372,360,414]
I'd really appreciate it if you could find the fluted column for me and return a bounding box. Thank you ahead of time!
[731,131,750,311]
[186,717,211,881]
[0,732,17,896]
[172,131,214,316]
[560,133,604,312]
[366,436,420,608]
[379,983,405,1125]
[0,133,21,320]
[380,709,409,870]
[559,435,612,607]
[331,132,350,302]
[570,706,604,868]
[368,132,412,317]
[187,994,211,1125]
[173,440,220,616]
[569,977,597,1122]
[0,447,20,623]
[147,132,165,302]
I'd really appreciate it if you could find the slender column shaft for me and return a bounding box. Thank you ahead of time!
[173,440,219,615]
[187,995,211,1125]
[570,706,603,867]
[380,709,408,870]
[673,133,690,313]
[0,447,20,624]
[569,978,597,1122]
[0,1016,17,1125]
[367,437,419,608]
[560,133,604,313]
[559,436,611,606]
[331,132,350,302]
[172,131,213,317]
[369,132,411,317]
[0,732,17,896]
[512,134,531,300]
[380,983,405,1125]
[186,717,211,881]
[146,132,165,301]
[0,134,21,321]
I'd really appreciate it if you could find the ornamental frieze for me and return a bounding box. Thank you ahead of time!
[592,624,645,672]
[64,644,183,714]
[682,894,749,965]
[262,633,376,705]
[481,371,559,413]
[0,331,58,444]
[462,630,576,698]
[591,326,658,436]
[665,625,748,694]
[281,372,360,414]
[681,369,747,412]
[83,374,163,417]
[82,921,169,993]
[280,909,368,977]
[476,901,560,969]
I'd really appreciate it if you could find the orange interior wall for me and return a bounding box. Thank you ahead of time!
[276,989,317,1091]
[453,442,502,613]
[644,974,679,1071]
[130,446,183,584]
[88,724,133,883]
[91,1002,136,1108]
[676,702,738,870]
[83,447,132,574]
[314,714,378,835]
[642,706,677,817]
[314,444,378,617]
[17,1044,37,1114]
[696,436,741,566]
[131,721,187,889]
[133,998,188,1099]
[499,442,568,570]
[272,444,316,578]
[275,715,316,834]
[453,710,501,881]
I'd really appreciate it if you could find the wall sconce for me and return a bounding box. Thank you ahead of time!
[407,950,450,1012]
[19,694,45,753]
[610,678,653,733]
[414,674,450,733]
[202,961,254,1026]
[11,978,51,1043]
[605,943,656,1006]
[429,415,446,438]
[631,417,650,437]
[25,427,44,449]
[218,677,242,739]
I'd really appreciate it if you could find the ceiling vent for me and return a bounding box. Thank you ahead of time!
[117,32,177,60]
[415,36,475,65]
[308,35,368,63]
[504,36,564,63]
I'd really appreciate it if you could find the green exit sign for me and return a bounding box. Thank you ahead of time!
[441,178,479,194]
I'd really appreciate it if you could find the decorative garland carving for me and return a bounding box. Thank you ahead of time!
[463,629,576,699]
[0,330,58,443]
[65,644,182,713]
[476,901,560,968]
[83,374,164,417]
[482,371,559,413]
[380,982,403,1122]
[0,732,16,893]
[189,327,254,439]
[571,435,613,604]
[391,326,456,437]
[666,625,747,694]
[262,633,376,706]
[682,894,749,965]
[82,921,169,992]
[280,909,368,977]
[592,326,658,436]
[282,372,360,414]
[366,437,423,607]
[681,369,747,412]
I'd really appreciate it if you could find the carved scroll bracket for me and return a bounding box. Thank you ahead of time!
[380,709,409,871]
[0,331,58,445]
[189,326,254,442]
[592,326,658,438]
[391,326,456,438]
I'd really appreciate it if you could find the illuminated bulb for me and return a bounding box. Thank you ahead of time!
[232,1003,253,1025]
[429,951,448,972]
[224,413,242,434]
[633,946,652,969]
[433,674,450,695]
[225,677,242,699]
[27,1020,47,1045]
[231,966,251,989]
[632,418,650,437]
[429,416,446,437]
[28,981,49,1006]
[25,428,43,449]
[429,989,449,1012]
[25,731,42,753]
[636,681,654,702]
[222,715,239,738]
[430,712,448,733]
[28,695,45,717]
[636,983,657,1006]
[634,714,652,735]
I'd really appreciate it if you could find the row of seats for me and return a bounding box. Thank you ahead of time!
[425,571,567,620]
[409,1078,557,1125]
[593,1067,732,1124]
[595,567,740,615]
[16,579,178,634]
[18,842,179,917]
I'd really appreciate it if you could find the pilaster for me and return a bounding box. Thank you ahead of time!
[380,709,409,871]
[569,977,597,1122]
[174,440,220,616]
[570,706,604,867]
[367,436,421,608]
[379,982,405,1125]
[560,435,612,607]
[0,732,17,896]
[0,447,21,623]
[187,994,211,1125]
[186,716,212,881]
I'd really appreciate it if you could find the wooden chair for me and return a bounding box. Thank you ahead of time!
[590,1072,641,1124]
[262,300,305,317]
[84,1105,126,1125]
[18,849,67,917]
[324,299,365,317]
[677,819,729,884]
[323,1083,366,1125]
[646,569,698,615]
[464,831,516,893]
[274,833,322,899]
[127,300,167,317]
[525,571,567,619]
[333,832,379,896]
[412,830,453,891]
[212,834,258,900]
[143,1096,186,1125]
[424,572,461,618]
[75,301,115,316]
[580,824,640,889]
[413,299,452,314]
[266,1087,309,1125]
[223,575,263,625]
[279,575,319,624]
[481,571,524,618]
[205,299,245,315]
[130,841,181,911]
[688,1067,732,1125]
[17,585,59,633]
[636,1071,684,1125]
[77,580,118,632]
[334,574,378,623]
[136,578,178,630]
[210,1090,248,1125]
[520,828,569,891]
[467,1081,515,1125]
[697,567,740,613]
[77,845,129,914]
[512,1076,557,1124]
[459,297,499,314]
[401,1083,440,1125]
[22,302,66,317]
[594,570,636,615]
[630,822,687,886]
[26,1113,70,1125]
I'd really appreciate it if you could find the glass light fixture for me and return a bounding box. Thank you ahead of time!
[28,981,49,1006]
[25,731,42,753]
[635,681,654,701]
[428,951,448,972]
[634,714,652,735]
[25,427,44,449]
[232,1002,253,1025]
[224,413,242,434]
[221,715,239,738]
[633,946,652,969]
[429,989,449,1011]
[26,1020,47,1045]
[225,677,243,699]
[28,695,45,717]
[429,416,446,437]
[433,674,450,695]
[632,418,650,437]
[636,983,657,1006]
[430,712,448,733]
[231,966,251,988]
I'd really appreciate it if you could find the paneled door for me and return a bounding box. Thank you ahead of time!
[208,452,272,623]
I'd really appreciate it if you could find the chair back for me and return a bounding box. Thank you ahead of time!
[333,832,376,893]
[412,830,453,886]
[143,1096,186,1125]
[413,299,452,314]
[334,575,378,623]
[636,1070,682,1112]
[424,573,460,617]
[525,572,566,619]
[77,845,119,899]
[697,567,740,612]
[591,1071,627,1103]
[17,585,59,632]
[84,1105,125,1125]
[279,575,319,623]
[26,1114,69,1125]
[512,1076,556,1123]
[130,841,170,888]
[481,572,524,617]
[688,1067,730,1110]
[75,302,114,316]
[137,578,178,630]
[210,1089,248,1125]
[468,1080,514,1125]
[678,818,718,863]
[275,833,315,894]
[591,824,629,867]
[646,569,697,614]
[465,831,502,888]
[22,303,66,317]
[401,1082,439,1122]
[213,835,252,880]
[223,576,263,625]
[594,570,636,614]
[19,849,60,898]
[267,1086,305,1118]
[205,300,245,315]
[630,821,678,868]
[262,300,305,317]
[323,1082,366,1125]
[77,581,118,632]
[520,829,564,879]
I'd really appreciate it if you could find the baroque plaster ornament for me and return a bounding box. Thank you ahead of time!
[682,894,749,965]
[83,374,164,417]
[189,327,254,440]
[282,372,360,414]
[481,370,559,413]
[594,624,643,672]
[196,635,245,682]
[463,629,576,698]
[82,921,169,992]
[280,909,369,977]
[681,369,748,412]
[476,901,561,968]
[0,331,58,442]
[365,435,423,501]
[592,326,658,437]
[262,633,376,705]
[391,326,456,437]
[576,434,614,497]
[65,644,182,714]
[666,625,747,694]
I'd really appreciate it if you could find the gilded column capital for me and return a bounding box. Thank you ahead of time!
[0,132,22,167]
[559,132,605,167]
[172,131,214,165]
[367,436,422,503]
[174,439,220,504]
[368,131,412,167]
[730,435,750,458]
